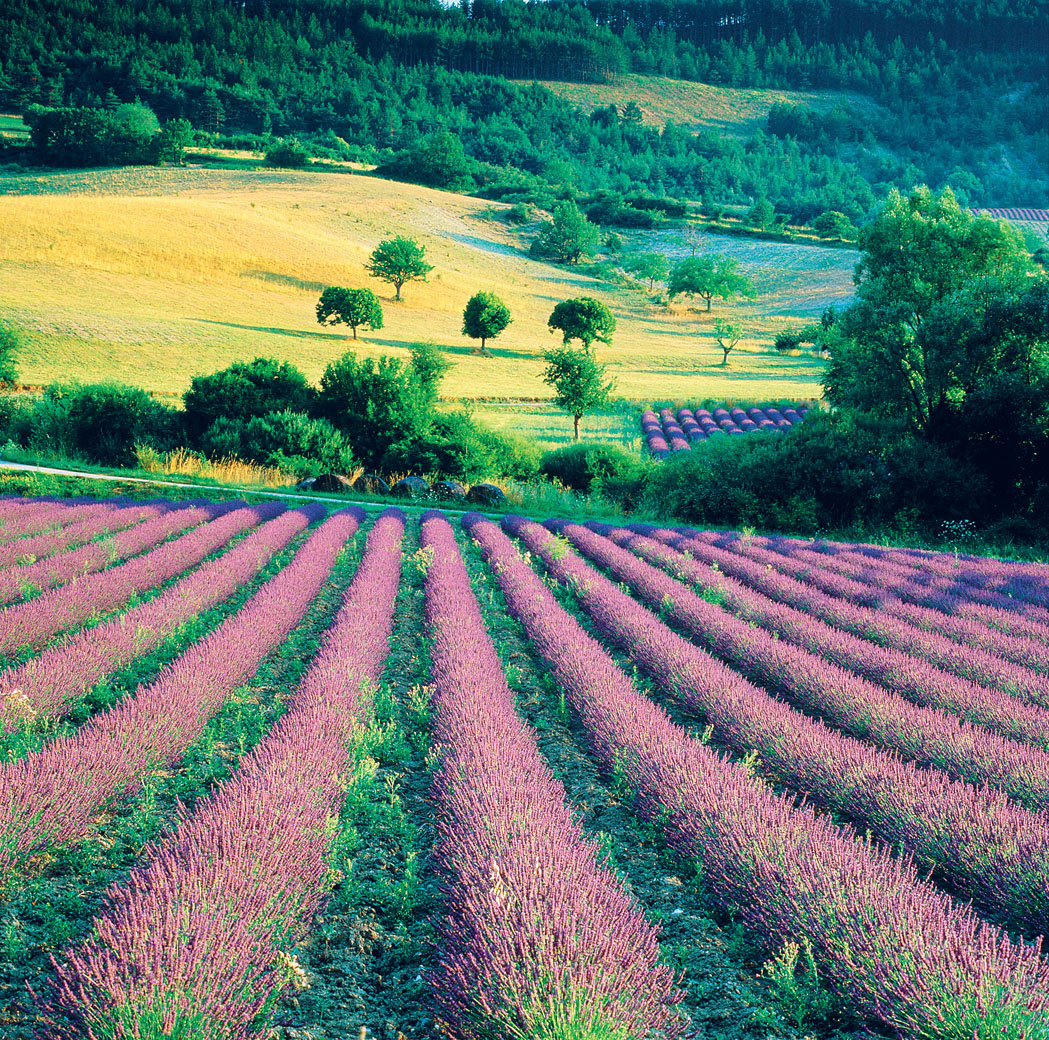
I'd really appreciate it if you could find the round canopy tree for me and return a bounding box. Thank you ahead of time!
[366,237,433,300]
[548,297,616,352]
[462,291,512,355]
[316,286,384,339]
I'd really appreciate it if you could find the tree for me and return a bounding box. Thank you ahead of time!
[530,201,600,264]
[713,319,743,365]
[541,346,616,440]
[623,252,669,289]
[812,210,856,239]
[316,286,384,339]
[747,197,775,229]
[366,237,433,301]
[462,291,511,355]
[0,322,20,388]
[668,255,754,311]
[157,118,193,165]
[823,186,1038,436]
[548,297,616,352]
[381,131,474,190]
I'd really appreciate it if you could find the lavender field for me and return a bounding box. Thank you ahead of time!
[1,493,1048,1039]
[642,405,810,457]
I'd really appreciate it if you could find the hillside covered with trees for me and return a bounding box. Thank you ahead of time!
[0,0,1045,219]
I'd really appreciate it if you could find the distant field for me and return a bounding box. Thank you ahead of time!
[0,165,833,409]
[534,74,874,135]
[0,113,28,138]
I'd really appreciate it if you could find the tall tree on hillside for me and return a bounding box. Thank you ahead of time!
[0,322,20,388]
[462,291,511,355]
[530,201,600,264]
[548,297,616,352]
[366,237,433,301]
[541,346,615,440]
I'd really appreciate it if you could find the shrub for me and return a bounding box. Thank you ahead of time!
[381,410,539,483]
[264,138,309,167]
[26,382,180,465]
[539,442,640,493]
[183,358,314,444]
[639,410,980,535]
[201,410,355,478]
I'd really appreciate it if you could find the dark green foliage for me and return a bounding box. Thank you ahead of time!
[506,203,532,225]
[641,410,980,536]
[539,441,640,492]
[0,322,20,388]
[366,238,433,301]
[182,358,314,444]
[774,330,803,353]
[541,346,616,440]
[157,118,193,164]
[747,197,775,229]
[24,103,161,167]
[264,138,309,168]
[2,0,1044,213]
[586,192,657,228]
[201,410,355,477]
[530,201,600,264]
[823,186,1039,436]
[811,210,857,239]
[379,132,475,191]
[382,410,539,483]
[315,348,441,468]
[547,297,616,351]
[317,287,384,339]
[26,382,180,466]
[462,292,512,354]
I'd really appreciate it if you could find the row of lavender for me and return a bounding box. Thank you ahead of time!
[641,403,809,456]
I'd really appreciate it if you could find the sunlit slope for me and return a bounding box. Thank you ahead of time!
[0,166,840,401]
[535,73,874,136]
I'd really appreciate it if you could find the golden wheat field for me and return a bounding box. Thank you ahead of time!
[0,164,838,404]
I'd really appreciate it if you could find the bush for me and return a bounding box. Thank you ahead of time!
[183,357,314,444]
[25,103,162,167]
[0,322,20,387]
[381,410,539,483]
[539,441,640,493]
[506,202,532,224]
[315,348,437,468]
[23,382,180,465]
[265,138,309,167]
[638,410,980,535]
[201,410,355,478]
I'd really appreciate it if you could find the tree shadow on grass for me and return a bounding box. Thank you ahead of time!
[194,319,347,341]
[242,270,327,293]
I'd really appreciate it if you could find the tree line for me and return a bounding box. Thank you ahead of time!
[0,0,1044,215]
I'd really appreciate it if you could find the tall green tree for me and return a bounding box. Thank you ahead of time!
[530,201,600,265]
[823,186,1038,436]
[316,286,384,339]
[667,255,754,311]
[548,297,616,352]
[462,291,511,355]
[366,237,433,301]
[541,346,616,440]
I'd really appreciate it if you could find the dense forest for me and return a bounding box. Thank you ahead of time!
[0,0,1046,215]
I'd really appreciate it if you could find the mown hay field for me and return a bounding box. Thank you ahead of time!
[0,166,837,406]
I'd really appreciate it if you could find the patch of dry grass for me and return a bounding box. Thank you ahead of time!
[134,445,298,487]
[0,165,835,405]
[532,74,875,136]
